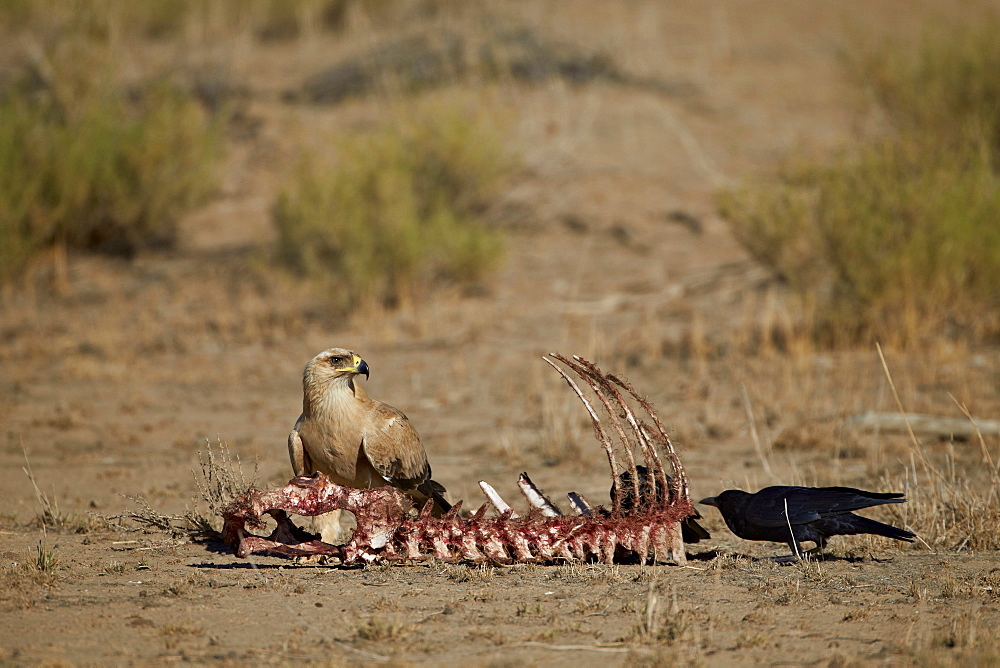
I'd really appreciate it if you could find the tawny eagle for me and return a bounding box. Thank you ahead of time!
[288,348,451,540]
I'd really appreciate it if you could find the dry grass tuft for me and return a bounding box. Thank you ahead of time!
[881,460,1000,552]
[0,532,60,610]
[626,583,704,649]
[533,393,588,467]
[438,563,496,582]
[874,347,1000,551]
[351,616,413,643]
[114,439,256,540]
[32,537,59,576]
[22,448,104,533]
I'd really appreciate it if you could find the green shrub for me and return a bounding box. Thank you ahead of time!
[273,99,510,307]
[0,46,223,282]
[0,1,366,42]
[853,19,1000,162]
[719,16,1000,344]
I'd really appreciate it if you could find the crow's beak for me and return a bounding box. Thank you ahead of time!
[699,496,718,507]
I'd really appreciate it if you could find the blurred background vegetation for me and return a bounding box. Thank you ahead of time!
[2,1,999,347]
[273,96,510,309]
[0,0,516,300]
[0,21,225,282]
[719,17,1000,346]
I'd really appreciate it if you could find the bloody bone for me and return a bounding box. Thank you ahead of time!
[221,354,694,565]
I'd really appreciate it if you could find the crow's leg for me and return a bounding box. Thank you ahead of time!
[768,538,808,563]
[804,537,828,557]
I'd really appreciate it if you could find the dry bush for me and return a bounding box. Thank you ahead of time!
[718,12,1000,345]
[273,94,512,309]
[850,15,1000,161]
[0,0,357,41]
[292,22,648,105]
[0,36,224,284]
[186,440,258,538]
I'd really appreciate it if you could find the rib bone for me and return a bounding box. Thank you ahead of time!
[479,481,517,517]
[552,354,643,510]
[541,356,623,513]
[566,492,592,515]
[518,473,563,517]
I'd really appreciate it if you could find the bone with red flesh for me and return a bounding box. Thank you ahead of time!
[225,474,691,564]
[572,354,681,509]
[518,472,562,517]
[566,354,665,509]
[225,478,692,563]
[609,371,687,502]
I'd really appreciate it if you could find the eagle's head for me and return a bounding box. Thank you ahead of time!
[303,347,370,395]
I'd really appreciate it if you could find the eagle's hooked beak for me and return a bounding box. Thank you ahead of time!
[699,496,718,507]
[353,356,370,380]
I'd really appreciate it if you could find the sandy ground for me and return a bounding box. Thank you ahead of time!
[3,1,1000,665]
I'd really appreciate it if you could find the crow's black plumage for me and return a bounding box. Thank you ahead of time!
[700,485,915,558]
[612,466,711,543]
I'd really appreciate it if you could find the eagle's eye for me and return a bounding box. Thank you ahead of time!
[329,356,343,365]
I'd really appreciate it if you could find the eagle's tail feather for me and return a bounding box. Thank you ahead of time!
[417,478,452,514]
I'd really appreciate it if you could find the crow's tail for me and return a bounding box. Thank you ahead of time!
[822,486,907,503]
[681,516,711,543]
[851,515,915,542]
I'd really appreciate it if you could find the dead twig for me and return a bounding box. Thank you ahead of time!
[511,642,630,653]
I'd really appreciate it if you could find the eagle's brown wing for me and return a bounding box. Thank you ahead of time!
[287,417,313,477]
[360,401,431,491]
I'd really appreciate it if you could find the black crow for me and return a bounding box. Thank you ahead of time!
[699,485,915,558]
[612,466,711,543]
